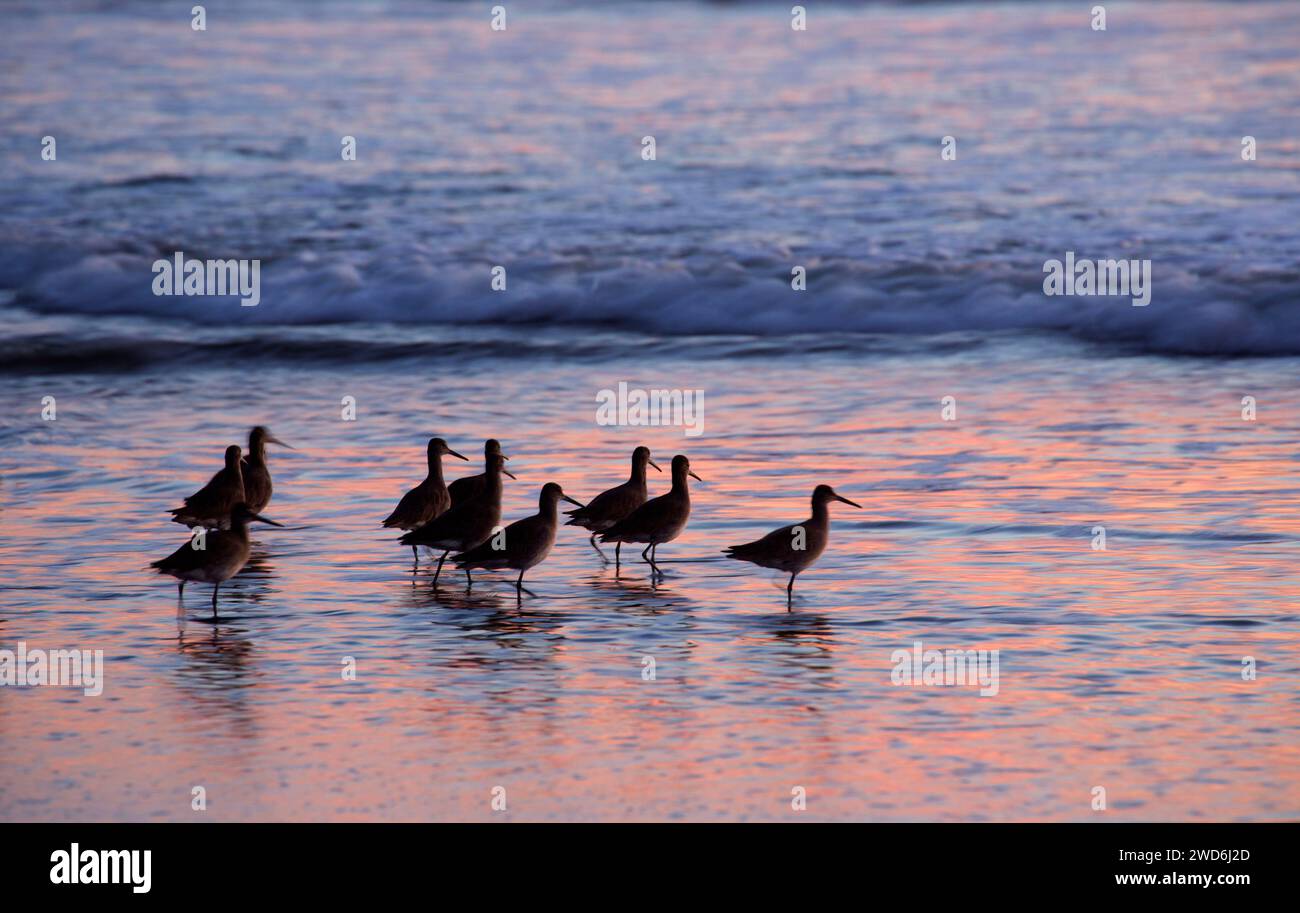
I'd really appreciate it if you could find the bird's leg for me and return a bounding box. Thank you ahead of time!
[515,570,537,598]
[178,581,185,598]
[615,542,621,577]
[465,567,473,589]
[649,544,662,577]
[641,544,653,564]
[211,583,220,621]
[432,550,448,586]
[589,533,608,562]
[411,545,419,567]
[787,573,797,611]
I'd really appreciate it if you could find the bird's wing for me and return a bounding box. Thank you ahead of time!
[601,491,670,539]
[151,539,202,571]
[456,514,540,565]
[176,465,237,513]
[400,497,472,544]
[383,484,424,528]
[726,523,798,557]
[564,482,629,525]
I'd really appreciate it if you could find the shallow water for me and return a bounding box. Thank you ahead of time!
[2,332,1299,821]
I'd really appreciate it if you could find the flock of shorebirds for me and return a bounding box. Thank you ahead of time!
[151,429,861,617]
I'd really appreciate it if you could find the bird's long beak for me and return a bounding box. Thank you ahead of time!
[688,470,702,482]
[250,512,285,527]
[562,494,586,508]
[836,494,862,508]
[648,460,662,472]
[267,436,295,450]
[448,449,469,461]
[503,468,518,480]
[501,453,510,461]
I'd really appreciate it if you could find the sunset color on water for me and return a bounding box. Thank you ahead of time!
[3,340,1297,820]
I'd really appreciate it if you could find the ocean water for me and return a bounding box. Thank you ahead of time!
[2,0,1300,822]
[3,333,1299,821]
[1,0,1299,354]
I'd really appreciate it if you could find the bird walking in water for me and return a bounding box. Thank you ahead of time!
[599,454,700,577]
[448,439,516,507]
[564,446,660,567]
[382,437,469,564]
[454,482,585,598]
[170,444,245,528]
[241,426,293,514]
[724,485,861,608]
[400,452,509,586]
[151,502,283,619]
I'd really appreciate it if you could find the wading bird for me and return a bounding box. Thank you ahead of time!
[382,437,469,563]
[723,485,861,607]
[455,482,585,597]
[564,446,660,567]
[400,452,509,586]
[170,444,245,528]
[241,426,293,514]
[151,502,283,619]
[599,454,700,577]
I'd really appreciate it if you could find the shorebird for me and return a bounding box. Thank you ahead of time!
[599,454,700,576]
[170,444,245,528]
[723,485,861,606]
[564,446,661,566]
[448,439,516,507]
[454,482,585,596]
[382,437,469,563]
[151,502,283,619]
[400,452,509,586]
[241,426,293,514]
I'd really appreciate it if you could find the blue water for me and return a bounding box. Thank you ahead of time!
[1,0,1298,357]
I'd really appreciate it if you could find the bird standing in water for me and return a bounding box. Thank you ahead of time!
[448,439,516,507]
[151,502,283,619]
[170,444,245,528]
[400,452,509,586]
[724,485,861,608]
[599,454,700,577]
[241,426,293,514]
[383,437,469,564]
[455,482,585,597]
[564,446,660,568]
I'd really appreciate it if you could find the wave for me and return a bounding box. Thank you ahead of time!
[5,243,1299,358]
